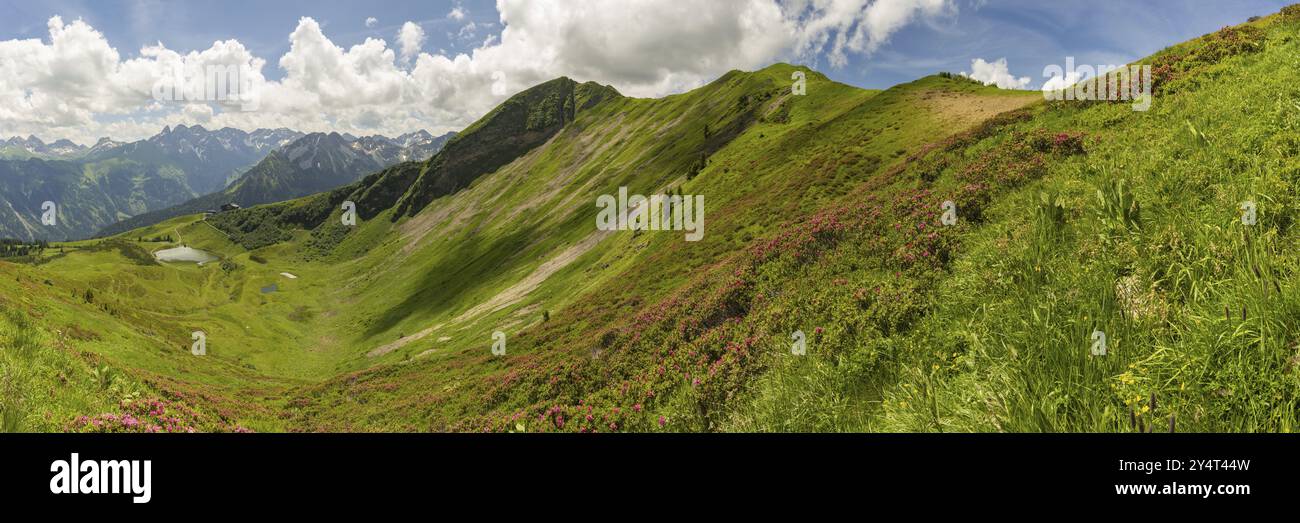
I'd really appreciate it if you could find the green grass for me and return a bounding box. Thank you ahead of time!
[0,58,1045,431]
[0,279,155,432]
[8,10,1294,433]
[727,13,1300,433]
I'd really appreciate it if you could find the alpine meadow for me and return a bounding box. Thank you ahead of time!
[4,1,1300,439]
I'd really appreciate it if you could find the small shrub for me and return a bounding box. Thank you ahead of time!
[90,365,115,391]
[1282,4,1300,22]
[1033,190,1069,254]
[1028,129,1088,156]
[1096,178,1142,232]
[1153,25,1267,93]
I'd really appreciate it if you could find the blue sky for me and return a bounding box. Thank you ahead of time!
[853,0,1291,89]
[0,0,504,80]
[2,0,1286,89]
[0,0,1292,143]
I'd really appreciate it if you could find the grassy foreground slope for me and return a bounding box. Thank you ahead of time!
[729,11,1300,432]
[850,13,1300,432]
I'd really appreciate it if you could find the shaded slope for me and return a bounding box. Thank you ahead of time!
[0,157,197,241]
[393,77,621,217]
[0,126,302,241]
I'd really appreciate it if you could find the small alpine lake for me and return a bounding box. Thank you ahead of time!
[154,246,217,263]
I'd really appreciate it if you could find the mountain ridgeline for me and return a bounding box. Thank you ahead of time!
[95,126,306,194]
[94,130,454,238]
[193,77,623,251]
[234,130,454,203]
[0,136,94,159]
[0,126,304,241]
[393,77,621,218]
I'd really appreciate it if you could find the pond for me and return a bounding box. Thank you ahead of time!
[154,246,217,264]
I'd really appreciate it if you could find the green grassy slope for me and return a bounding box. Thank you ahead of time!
[727,12,1300,432]
[0,261,279,432]
[850,15,1300,432]
[0,157,201,241]
[0,59,1043,432]
[273,66,1038,431]
[278,13,1300,432]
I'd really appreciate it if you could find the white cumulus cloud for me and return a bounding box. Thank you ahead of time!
[0,1,956,145]
[397,21,425,63]
[962,57,1029,89]
[787,0,955,67]
[365,17,378,28]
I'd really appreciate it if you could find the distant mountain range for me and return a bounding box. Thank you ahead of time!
[2,127,304,193]
[0,126,453,241]
[94,125,306,194]
[0,136,93,159]
[95,130,455,238]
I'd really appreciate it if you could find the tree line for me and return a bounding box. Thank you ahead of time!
[0,239,48,258]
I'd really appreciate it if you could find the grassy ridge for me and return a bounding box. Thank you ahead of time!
[274,67,1038,431]
[730,13,1300,432]
[282,14,1300,432]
